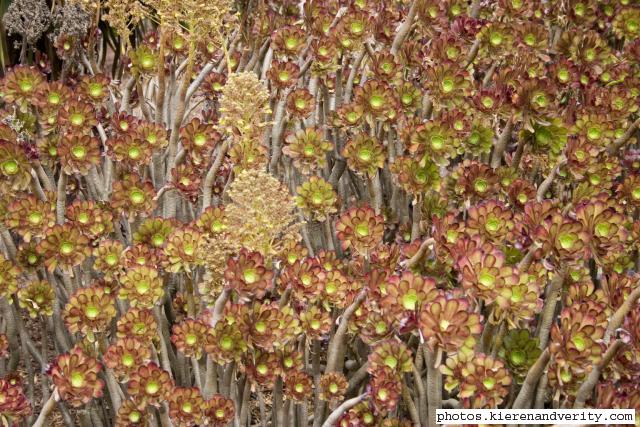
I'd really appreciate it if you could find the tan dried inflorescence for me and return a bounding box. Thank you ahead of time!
[147,0,233,46]
[224,169,299,259]
[218,72,271,140]
[102,0,145,41]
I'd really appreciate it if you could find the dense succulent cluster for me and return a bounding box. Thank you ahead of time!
[1,0,640,426]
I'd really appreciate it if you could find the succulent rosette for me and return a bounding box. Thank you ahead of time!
[118,266,164,308]
[0,255,20,298]
[299,304,332,339]
[224,248,274,300]
[390,156,440,195]
[409,120,457,166]
[452,160,500,201]
[205,321,248,365]
[130,45,158,74]
[287,88,315,118]
[342,133,386,177]
[369,372,402,415]
[356,305,397,345]
[0,378,31,423]
[617,174,640,207]
[58,100,97,134]
[280,348,304,374]
[572,112,616,148]
[111,174,156,220]
[507,179,537,208]
[465,200,515,244]
[135,121,168,150]
[337,400,378,426]
[65,199,114,239]
[93,240,125,277]
[548,306,606,394]
[441,351,512,408]
[295,176,338,222]
[168,387,207,426]
[111,134,153,167]
[37,224,91,273]
[498,329,542,383]
[180,118,220,165]
[534,213,590,263]
[133,217,176,249]
[493,270,543,326]
[171,318,209,359]
[335,205,384,256]
[267,60,301,89]
[205,394,235,427]
[14,240,43,271]
[612,7,640,40]
[5,193,55,242]
[354,80,398,121]
[243,351,281,387]
[523,118,568,156]
[115,399,149,426]
[367,339,413,379]
[80,73,111,103]
[272,25,306,56]
[35,80,72,111]
[2,65,45,105]
[322,269,351,307]
[116,308,158,343]
[282,127,333,174]
[63,284,116,339]
[17,280,55,318]
[108,112,136,135]
[575,199,629,260]
[201,71,226,100]
[424,63,472,108]
[381,271,439,319]
[163,227,206,273]
[284,370,313,402]
[419,294,483,353]
[48,346,104,407]
[396,82,422,113]
[103,338,152,381]
[279,258,326,302]
[127,362,174,407]
[319,372,348,402]
[57,133,101,175]
[456,246,513,302]
[334,102,365,127]
[194,206,227,236]
[0,141,32,193]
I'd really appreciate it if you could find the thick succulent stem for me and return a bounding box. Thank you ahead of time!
[403,380,422,427]
[314,290,366,427]
[391,0,419,56]
[56,172,67,225]
[202,141,230,210]
[603,286,640,342]
[537,272,565,349]
[321,393,368,427]
[607,117,640,153]
[164,39,197,218]
[425,349,441,427]
[573,340,623,408]
[32,389,59,427]
[490,117,513,169]
[512,349,550,409]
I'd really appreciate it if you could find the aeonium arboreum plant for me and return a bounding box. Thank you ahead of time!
[0,0,639,426]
